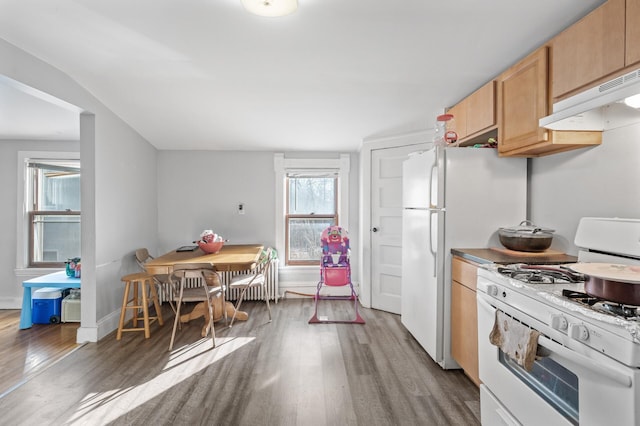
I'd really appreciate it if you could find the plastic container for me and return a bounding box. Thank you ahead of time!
[65,258,81,277]
[62,293,81,323]
[32,287,65,324]
[434,114,458,147]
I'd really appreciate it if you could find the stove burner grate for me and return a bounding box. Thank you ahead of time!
[562,289,639,319]
[497,266,583,284]
[561,289,599,306]
[601,303,638,318]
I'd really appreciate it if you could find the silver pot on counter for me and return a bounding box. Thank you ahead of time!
[498,220,555,252]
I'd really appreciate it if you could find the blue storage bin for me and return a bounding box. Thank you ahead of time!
[32,287,65,324]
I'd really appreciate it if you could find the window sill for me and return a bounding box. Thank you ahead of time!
[14,267,64,277]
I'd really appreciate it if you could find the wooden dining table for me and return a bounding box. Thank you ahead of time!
[143,244,264,334]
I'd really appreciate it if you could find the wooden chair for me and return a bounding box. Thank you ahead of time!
[117,272,164,340]
[168,263,225,351]
[135,248,174,310]
[228,247,274,327]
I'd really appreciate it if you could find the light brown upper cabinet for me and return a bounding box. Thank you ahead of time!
[498,47,549,154]
[447,102,468,141]
[627,0,640,66]
[466,81,496,138]
[497,46,601,157]
[447,81,496,145]
[551,0,635,102]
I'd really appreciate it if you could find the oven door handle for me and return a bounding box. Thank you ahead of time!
[538,335,632,388]
[496,407,520,426]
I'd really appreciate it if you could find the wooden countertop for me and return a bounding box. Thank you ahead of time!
[451,247,577,265]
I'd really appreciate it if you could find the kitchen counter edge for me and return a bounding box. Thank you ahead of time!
[451,248,578,265]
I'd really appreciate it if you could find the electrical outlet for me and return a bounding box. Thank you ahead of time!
[238,203,245,215]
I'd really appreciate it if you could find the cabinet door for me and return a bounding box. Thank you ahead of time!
[498,47,549,154]
[551,0,625,100]
[627,0,640,66]
[466,80,496,137]
[451,280,480,386]
[452,256,479,291]
[447,102,467,141]
[451,257,480,386]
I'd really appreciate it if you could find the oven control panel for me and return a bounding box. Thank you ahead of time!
[550,315,592,343]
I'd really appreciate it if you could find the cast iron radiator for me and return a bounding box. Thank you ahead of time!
[156,258,279,304]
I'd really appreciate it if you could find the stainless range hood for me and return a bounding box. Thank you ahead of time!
[540,68,640,131]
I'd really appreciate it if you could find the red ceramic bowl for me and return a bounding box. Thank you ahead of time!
[197,240,224,254]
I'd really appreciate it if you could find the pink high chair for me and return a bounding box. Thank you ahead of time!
[309,226,365,324]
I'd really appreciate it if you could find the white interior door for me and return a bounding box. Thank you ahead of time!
[370,144,427,313]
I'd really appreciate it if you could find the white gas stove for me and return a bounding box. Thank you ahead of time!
[479,263,640,368]
[477,217,640,426]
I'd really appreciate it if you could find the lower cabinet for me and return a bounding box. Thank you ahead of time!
[451,256,480,386]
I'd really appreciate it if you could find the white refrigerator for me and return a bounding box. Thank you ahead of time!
[401,146,527,369]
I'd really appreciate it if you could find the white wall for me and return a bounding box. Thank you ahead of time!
[93,113,159,325]
[0,39,158,341]
[157,151,277,252]
[530,122,640,255]
[157,150,360,296]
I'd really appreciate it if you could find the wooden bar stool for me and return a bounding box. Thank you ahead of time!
[117,272,164,340]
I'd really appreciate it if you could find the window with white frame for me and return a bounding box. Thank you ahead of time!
[274,154,350,267]
[18,153,81,269]
[286,174,338,265]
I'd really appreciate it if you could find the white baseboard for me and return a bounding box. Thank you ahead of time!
[98,309,124,341]
[0,297,22,309]
[76,309,129,343]
[76,326,98,343]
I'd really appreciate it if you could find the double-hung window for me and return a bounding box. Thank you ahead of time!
[274,154,350,267]
[286,174,338,265]
[27,159,81,268]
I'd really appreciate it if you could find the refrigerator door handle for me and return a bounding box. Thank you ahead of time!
[428,210,437,277]
[428,161,437,209]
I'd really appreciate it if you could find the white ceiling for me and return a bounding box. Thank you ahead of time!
[0,0,604,151]
[0,75,82,140]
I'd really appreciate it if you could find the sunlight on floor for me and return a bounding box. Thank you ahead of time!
[24,346,48,373]
[66,336,255,424]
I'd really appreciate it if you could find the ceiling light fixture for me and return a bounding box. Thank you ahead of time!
[241,0,298,17]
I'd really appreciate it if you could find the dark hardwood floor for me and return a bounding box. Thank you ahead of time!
[0,309,81,398]
[0,299,480,425]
